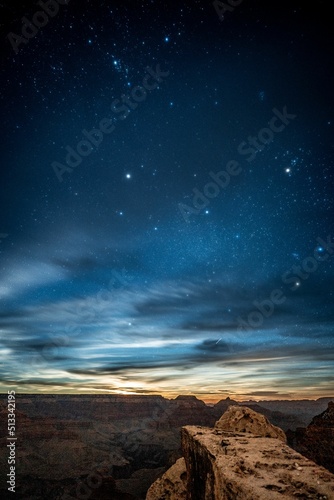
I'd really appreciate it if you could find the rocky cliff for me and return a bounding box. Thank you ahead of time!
[147,406,334,500]
[288,401,334,474]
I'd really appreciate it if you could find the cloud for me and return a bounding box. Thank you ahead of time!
[0,260,68,300]
[243,391,291,397]
[0,227,333,396]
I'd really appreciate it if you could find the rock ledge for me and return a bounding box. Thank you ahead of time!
[146,406,334,500]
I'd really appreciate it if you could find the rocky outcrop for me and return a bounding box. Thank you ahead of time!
[215,405,286,442]
[147,406,334,499]
[146,459,187,499]
[213,399,306,432]
[288,401,334,473]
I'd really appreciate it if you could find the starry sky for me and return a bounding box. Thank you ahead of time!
[0,0,333,401]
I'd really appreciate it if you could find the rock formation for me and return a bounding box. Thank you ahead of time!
[212,397,238,418]
[1,394,333,499]
[147,406,334,499]
[288,401,334,474]
[239,403,306,431]
[214,405,286,442]
[248,397,334,427]
[146,458,187,500]
[166,396,216,428]
[309,400,334,428]
[213,398,308,431]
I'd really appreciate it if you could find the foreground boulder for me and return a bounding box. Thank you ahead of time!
[214,405,287,442]
[147,406,334,499]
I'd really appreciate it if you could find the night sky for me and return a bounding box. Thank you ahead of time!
[0,0,333,400]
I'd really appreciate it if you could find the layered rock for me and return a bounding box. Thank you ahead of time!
[1,395,333,499]
[288,401,334,473]
[7,394,169,423]
[147,406,334,500]
[0,394,212,499]
[239,403,306,431]
[249,398,334,427]
[166,396,216,428]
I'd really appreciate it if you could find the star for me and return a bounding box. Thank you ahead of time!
[1,0,333,410]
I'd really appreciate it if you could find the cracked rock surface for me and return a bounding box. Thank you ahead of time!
[147,406,334,500]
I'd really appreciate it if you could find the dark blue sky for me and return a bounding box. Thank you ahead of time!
[0,0,333,400]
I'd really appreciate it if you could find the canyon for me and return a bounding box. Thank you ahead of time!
[0,394,333,499]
